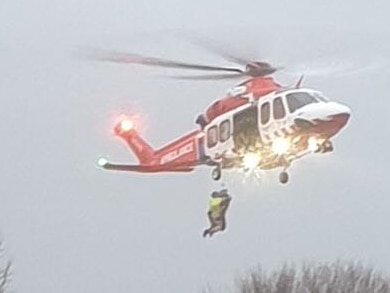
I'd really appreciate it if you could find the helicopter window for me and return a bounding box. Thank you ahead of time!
[219,120,230,142]
[207,126,218,148]
[273,97,286,119]
[286,92,318,113]
[261,102,270,124]
[312,92,329,102]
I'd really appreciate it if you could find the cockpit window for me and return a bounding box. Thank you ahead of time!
[286,92,319,113]
[312,92,329,102]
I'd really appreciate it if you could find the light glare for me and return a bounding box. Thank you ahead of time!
[120,119,133,132]
[243,153,261,170]
[98,157,108,166]
[272,137,290,155]
[308,137,319,152]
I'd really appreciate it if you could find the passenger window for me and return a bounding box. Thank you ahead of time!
[219,120,230,142]
[261,102,270,125]
[207,126,218,148]
[273,97,286,119]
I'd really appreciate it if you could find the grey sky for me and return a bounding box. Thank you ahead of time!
[1,0,390,292]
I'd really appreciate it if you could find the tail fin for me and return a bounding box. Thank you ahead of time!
[114,119,154,165]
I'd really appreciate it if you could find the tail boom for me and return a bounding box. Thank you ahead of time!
[154,130,201,166]
[114,120,203,172]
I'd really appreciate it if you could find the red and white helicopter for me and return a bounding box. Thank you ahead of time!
[96,51,351,184]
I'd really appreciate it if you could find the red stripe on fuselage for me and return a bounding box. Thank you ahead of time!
[312,113,350,138]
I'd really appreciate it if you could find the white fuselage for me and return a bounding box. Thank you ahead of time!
[203,88,351,164]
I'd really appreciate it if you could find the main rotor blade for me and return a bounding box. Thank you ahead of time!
[90,50,244,73]
[168,73,246,80]
[195,41,252,66]
[280,58,387,78]
[180,34,258,67]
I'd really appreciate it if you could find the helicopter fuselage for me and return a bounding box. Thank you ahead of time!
[99,77,351,184]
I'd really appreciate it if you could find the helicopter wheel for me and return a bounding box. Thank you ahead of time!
[323,141,334,153]
[212,166,222,181]
[279,171,289,184]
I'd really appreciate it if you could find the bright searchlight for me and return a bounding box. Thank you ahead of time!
[272,137,290,155]
[120,119,134,132]
[308,137,320,152]
[243,153,261,170]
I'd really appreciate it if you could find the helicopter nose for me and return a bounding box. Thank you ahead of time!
[331,103,351,117]
[296,102,350,121]
[328,103,351,131]
[294,102,351,137]
[320,102,351,126]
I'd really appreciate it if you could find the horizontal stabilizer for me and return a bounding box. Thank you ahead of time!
[97,157,205,173]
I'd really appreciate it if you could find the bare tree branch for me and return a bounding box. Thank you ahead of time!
[218,261,390,293]
[0,261,11,293]
[0,241,11,293]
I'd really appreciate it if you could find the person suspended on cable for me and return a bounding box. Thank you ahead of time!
[202,189,232,237]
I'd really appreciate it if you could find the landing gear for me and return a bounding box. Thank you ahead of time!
[315,140,334,153]
[211,166,222,181]
[279,171,289,184]
[322,141,334,153]
[277,155,290,184]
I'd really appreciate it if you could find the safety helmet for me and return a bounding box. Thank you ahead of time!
[211,191,219,198]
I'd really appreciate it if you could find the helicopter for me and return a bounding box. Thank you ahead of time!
[96,50,351,184]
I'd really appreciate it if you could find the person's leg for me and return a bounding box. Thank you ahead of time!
[209,217,224,236]
[203,212,215,237]
[220,217,226,231]
[207,212,215,226]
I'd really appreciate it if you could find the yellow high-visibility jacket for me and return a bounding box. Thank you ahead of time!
[209,197,227,218]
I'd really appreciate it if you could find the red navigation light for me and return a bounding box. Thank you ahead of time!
[119,119,133,132]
